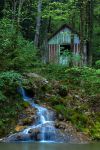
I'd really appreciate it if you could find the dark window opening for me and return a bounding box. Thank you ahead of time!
[60,44,71,55]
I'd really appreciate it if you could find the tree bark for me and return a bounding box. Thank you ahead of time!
[34,0,42,47]
[17,0,25,29]
[87,0,94,66]
[80,0,85,66]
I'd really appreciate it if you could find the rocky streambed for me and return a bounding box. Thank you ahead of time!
[0,73,92,143]
[1,103,90,143]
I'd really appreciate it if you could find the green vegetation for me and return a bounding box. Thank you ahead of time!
[0,71,29,137]
[0,0,100,142]
[36,65,100,140]
[0,19,38,72]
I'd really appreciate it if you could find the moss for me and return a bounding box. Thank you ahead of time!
[48,95,61,105]
[21,101,30,108]
[91,122,100,140]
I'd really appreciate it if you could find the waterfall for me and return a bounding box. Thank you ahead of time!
[19,87,57,142]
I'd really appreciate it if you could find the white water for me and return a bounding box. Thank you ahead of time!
[20,87,56,142]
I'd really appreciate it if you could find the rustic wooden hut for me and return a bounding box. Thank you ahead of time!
[47,24,87,66]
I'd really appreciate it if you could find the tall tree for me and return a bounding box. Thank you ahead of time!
[87,0,94,66]
[34,0,42,47]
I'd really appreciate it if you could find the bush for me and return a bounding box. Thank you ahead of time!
[0,71,24,137]
[95,60,100,69]
[54,104,67,117]
[91,122,100,140]
[39,64,67,80]
[65,67,100,95]
[0,18,39,72]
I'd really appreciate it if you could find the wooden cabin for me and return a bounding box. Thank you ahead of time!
[47,24,87,66]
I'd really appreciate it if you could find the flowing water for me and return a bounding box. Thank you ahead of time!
[1,87,100,150]
[16,87,57,142]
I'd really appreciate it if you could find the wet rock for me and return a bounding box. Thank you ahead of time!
[35,100,40,104]
[16,135,23,140]
[28,128,40,141]
[28,128,40,134]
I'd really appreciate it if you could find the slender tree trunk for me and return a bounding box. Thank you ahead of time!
[43,17,52,63]
[17,0,25,30]
[11,0,17,29]
[80,0,85,66]
[34,0,42,47]
[87,0,94,66]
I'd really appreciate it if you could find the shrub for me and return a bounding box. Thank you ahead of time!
[0,71,24,137]
[91,122,100,140]
[95,60,100,69]
[0,18,39,72]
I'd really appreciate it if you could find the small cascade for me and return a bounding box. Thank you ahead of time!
[18,81,32,101]
[2,86,78,143]
[18,87,57,142]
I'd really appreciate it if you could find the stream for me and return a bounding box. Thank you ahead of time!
[0,87,100,149]
[18,87,60,142]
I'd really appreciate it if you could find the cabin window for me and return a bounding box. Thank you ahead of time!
[60,44,71,54]
[59,44,71,65]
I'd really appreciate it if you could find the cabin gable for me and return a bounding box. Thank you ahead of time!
[48,27,72,45]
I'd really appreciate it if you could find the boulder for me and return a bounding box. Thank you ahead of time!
[28,128,40,141]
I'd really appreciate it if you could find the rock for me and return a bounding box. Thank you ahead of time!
[16,135,23,140]
[0,138,3,142]
[17,105,37,126]
[25,73,48,84]
[28,128,40,141]
[28,128,40,134]
[15,125,26,132]
[35,100,40,104]
[58,114,64,121]
[21,117,34,126]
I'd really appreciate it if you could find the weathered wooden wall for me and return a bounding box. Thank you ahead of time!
[47,27,85,65]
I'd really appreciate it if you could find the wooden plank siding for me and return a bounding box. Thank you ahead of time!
[48,44,59,63]
[47,26,87,66]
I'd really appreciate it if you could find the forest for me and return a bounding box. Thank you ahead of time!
[0,0,100,146]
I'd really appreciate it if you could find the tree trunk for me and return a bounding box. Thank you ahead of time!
[17,0,25,30]
[80,0,85,66]
[87,0,94,66]
[11,0,17,29]
[34,0,42,47]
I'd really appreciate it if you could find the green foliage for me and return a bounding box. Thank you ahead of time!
[0,71,24,137]
[0,18,38,72]
[54,104,67,117]
[95,60,100,69]
[65,67,100,95]
[39,65,100,140]
[91,122,100,140]
[40,65,100,95]
[22,101,30,108]
[0,71,22,85]
[0,91,7,102]
[39,64,67,80]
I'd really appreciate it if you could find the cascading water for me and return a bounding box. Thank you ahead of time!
[19,87,57,142]
[2,86,77,143]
